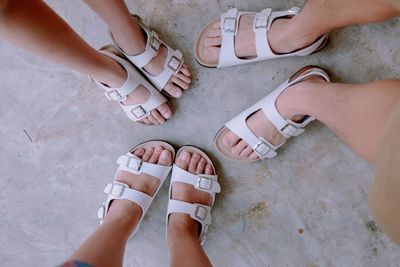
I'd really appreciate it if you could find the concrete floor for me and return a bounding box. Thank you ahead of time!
[1,0,399,266]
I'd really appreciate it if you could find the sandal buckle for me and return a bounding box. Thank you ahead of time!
[150,35,160,52]
[131,105,147,119]
[253,141,270,156]
[109,183,126,198]
[194,206,208,221]
[223,17,236,32]
[281,124,298,137]
[197,176,212,190]
[105,90,123,101]
[255,16,269,28]
[126,157,142,171]
[168,56,181,71]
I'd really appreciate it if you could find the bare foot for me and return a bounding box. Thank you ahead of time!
[112,18,192,98]
[103,145,173,233]
[167,150,214,236]
[218,76,328,160]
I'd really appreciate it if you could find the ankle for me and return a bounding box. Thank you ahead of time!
[111,19,146,56]
[93,55,127,88]
[168,214,199,238]
[103,200,142,232]
[277,79,326,119]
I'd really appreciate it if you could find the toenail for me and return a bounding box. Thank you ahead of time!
[161,150,169,160]
[180,151,189,161]
[164,111,171,118]
[193,153,200,159]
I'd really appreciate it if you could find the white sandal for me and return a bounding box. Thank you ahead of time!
[166,146,221,245]
[93,45,168,123]
[111,15,184,95]
[97,141,175,239]
[195,7,328,68]
[215,66,330,162]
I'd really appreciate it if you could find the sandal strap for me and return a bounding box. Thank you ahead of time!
[167,199,211,244]
[97,181,153,221]
[116,153,172,181]
[94,48,167,122]
[171,164,221,196]
[218,7,328,68]
[225,67,330,159]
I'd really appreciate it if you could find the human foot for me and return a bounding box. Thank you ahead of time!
[167,148,220,244]
[96,46,172,125]
[99,142,174,237]
[111,15,191,98]
[215,66,330,161]
[195,8,327,67]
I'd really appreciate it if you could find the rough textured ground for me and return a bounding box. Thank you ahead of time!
[1,0,399,266]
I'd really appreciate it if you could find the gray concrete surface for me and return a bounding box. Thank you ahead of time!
[1,0,399,266]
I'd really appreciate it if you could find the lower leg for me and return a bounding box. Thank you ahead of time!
[168,216,212,267]
[0,0,126,87]
[280,79,400,163]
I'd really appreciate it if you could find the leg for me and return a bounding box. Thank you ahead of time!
[202,0,400,62]
[68,145,174,267]
[167,151,214,267]
[84,0,191,98]
[0,0,172,124]
[369,102,400,244]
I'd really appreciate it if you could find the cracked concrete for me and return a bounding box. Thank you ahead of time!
[0,0,399,266]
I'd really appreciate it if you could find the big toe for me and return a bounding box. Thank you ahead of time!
[158,149,173,166]
[157,102,172,119]
[175,150,191,171]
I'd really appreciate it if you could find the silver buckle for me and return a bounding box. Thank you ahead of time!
[106,90,123,101]
[223,17,236,32]
[281,124,297,137]
[150,35,160,52]
[168,56,181,71]
[194,206,208,221]
[126,157,142,171]
[253,141,270,156]
[255,16,269,28]
[109,183,125,197]
[197,176,212,190]
[131,105,146,119]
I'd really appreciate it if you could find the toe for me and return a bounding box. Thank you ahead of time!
[176,72,191,85]
[222,130,241,147]
[142,147,154,162]
[204,47,220,61]
[133,147,146,157]
[147,114,159,125]
[175,150,191,170]
[188,153,201,173]
[157,103,172,119]
[180,64,191,77]
[231,140,247,156]
[195,158,207,174]
[158,149,173,166]
[205,163,214,175]
[211,20,221,29]
[205,37,222,47]
[142,118,151,125]
[249,152,259,161]
[149,145,163,163]
[239,146,253,158]
[172,76,190,90]
[208,28,221,38]
[165,83,183,98]
[151,109,166,124]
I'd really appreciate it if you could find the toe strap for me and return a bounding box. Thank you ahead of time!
[167,200,212,244]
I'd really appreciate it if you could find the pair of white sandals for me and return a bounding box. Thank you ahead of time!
[93,15,184,123]
[193,7,330,162]
[97,141,221,244]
